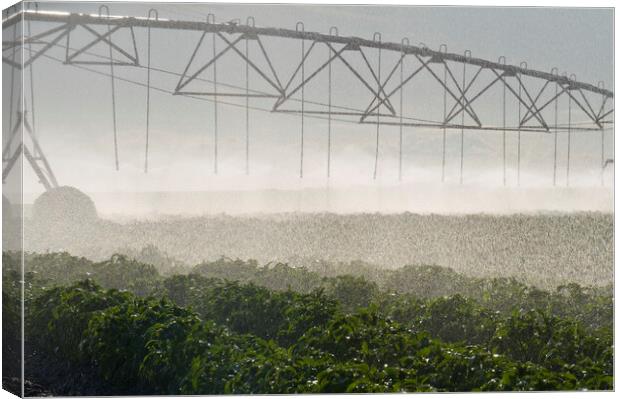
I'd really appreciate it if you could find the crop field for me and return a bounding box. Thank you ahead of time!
[24,212,613,288]
[2,209,615,395]
[2,193,614,396]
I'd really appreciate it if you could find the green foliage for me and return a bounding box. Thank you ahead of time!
[161,273,219,308]
[2,253,22,380]
[416,295,498,345]
[193,257,322,293]
[25,252,94,287]
[197,281,290,340]
[182,279,338,347]
[24,252,162,296]
[323,275,378,313]
[116,244,190,275]
[380,264,613,332]
[90,254,161,296]
[28,280,130,366]
[254,263,323,293]
[297,307,437,377]
[83,296,198,393]
[490,309,613,382]
[276,288,339,347]
[551,283,613,330]
[184,333,300,394]
[193,257,261,283]
[4,251,613,394]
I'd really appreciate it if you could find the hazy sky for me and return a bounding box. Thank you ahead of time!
[2,2,614,199]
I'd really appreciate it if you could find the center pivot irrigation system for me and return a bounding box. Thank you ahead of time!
[2,5,615,191]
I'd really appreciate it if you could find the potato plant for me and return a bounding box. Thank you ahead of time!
[2,251,613,394]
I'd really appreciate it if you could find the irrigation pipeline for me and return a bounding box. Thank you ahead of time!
[3,8,613,186]
[3,9,612,98]
[11,32,612,133]
[29,39,609,134]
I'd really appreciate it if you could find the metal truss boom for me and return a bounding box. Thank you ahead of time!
[2,9,611,97]
[1,7,614,188]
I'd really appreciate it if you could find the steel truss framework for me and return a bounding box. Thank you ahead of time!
[2,7,615,188]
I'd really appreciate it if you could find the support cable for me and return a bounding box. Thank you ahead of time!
[245,17,255,175]
[99,5,119,171]
[551,67,559,186]
[373,32,382,180]
[517,62,527,186]
[566,73,575,187]
[327,26,338,178]
[7,23,17,160]
[208,13,218,174]
[498,56,506,186]
[503,79,507,185]
[144,9,158,173]
[440,44,448,183]
[517,84,521,186]
[399,38,409,182]
[460,50,471,185]
[297,22,305,178]
[598,81,605,186]
[27,14,37,157]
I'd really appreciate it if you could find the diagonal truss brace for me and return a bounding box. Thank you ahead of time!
[595,95,613,123]
[360,54,432,121]
[3,23,69,50]
[520,84,568,126]
[2,111,58,190]
[357,47,396,116]
[416,56,482,127]
[518,80,550,126]
[359,53,405,121]
[273,41,397,115]
[566,87,604,129]
[2,23,72,69]
[272,40,335,111]
[280,40,317,97]
[598,107,614,123]
[442,62,483,126]
[514,73,549,129]
[443,65,486,123]
[492,69,549,130]
[64,23,140,66]
[216,32,284,94]
[175,31,284,96]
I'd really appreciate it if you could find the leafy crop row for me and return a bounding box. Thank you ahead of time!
[2,251,613,394]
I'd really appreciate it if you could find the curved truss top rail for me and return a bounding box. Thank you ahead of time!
[2,9,613,98]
